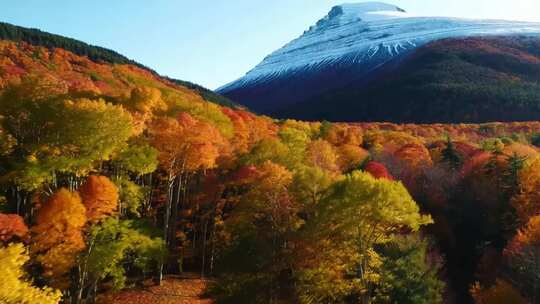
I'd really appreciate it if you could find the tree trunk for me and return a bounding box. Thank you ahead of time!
[210,220,216,275]
[201,219,208,278]
[169,175,182,250]
[158,172,175,285]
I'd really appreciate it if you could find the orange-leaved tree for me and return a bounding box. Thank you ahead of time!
[470,279,526,304]
[0,213,28,243]
[31,188,87,289]
[511,156,540,223]
[504,215,540,302]
[150,112,226,279]
[79,175,119,223]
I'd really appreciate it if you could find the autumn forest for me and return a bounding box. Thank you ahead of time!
[1,27,540,304]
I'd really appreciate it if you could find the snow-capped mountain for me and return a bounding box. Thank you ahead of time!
[217,2,540,121]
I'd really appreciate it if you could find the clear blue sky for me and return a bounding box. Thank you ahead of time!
[2,0,539,89]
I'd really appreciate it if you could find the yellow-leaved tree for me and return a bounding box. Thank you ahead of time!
[0,243,62,304]
[306,139,339,174]
[296,171,433,304]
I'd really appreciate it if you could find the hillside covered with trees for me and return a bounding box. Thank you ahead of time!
[1,36,540,304]
[0,22,236,108]
[273,36,540,123]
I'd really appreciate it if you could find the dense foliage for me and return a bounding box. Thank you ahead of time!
[2,38,540,304]
[0,243,62,304]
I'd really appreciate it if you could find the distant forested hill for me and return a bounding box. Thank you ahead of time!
[0,22,236,107]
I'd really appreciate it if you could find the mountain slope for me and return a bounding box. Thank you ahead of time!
[0,22,236,107]
[281,36,540,123]
[217,2,540,122]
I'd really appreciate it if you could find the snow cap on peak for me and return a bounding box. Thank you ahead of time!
[323,2,408,23]
[338,2,406,14]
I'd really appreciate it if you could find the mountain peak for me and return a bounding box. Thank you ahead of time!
[337,2,406,14]
[218,1,540,115]
[324,2,408,24]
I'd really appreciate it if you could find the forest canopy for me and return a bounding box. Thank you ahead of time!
[0,38,540,304]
